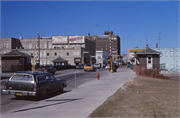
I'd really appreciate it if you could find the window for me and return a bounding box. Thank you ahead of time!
[176,61,178,67]
[47,53,49,56]
[11,75,33,81]
[55,53,57,56]
[36,75,46,82]
[176,51,178,57]
[29,45,32,49]
[49,44,51,49]
[5,42,8,48]
[40,51,42,57]
[67,52,69,56]
[165,51,168,57]
[31,53,33,56]
[148,57,151,64]
[170,51,173,57]
[43,51,46,57]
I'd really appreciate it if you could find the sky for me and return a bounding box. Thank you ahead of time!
[1,0,179,54]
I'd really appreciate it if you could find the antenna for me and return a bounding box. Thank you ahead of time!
[158,32,162,51]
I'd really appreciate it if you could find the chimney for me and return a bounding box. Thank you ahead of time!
[19,36,23,40]
[88,33,90,36]
[156,43,158,48]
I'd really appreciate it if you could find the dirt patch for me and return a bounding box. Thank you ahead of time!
[89,76,179,117]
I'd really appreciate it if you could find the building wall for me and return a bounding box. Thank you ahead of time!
[19,37,95,66]
[138,55,147,67]
[153,48,180,73]
[96,50,109,67]
[2,57,19,72]
[86,32,121,57]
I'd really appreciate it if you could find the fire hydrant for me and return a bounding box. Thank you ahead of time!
[96,73,100,80]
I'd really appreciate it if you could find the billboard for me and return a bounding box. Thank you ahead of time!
[52,36,68,44]
[69,36,85,44]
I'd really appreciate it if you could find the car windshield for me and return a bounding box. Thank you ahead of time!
[85,64,92,66]
[11,75,33,81]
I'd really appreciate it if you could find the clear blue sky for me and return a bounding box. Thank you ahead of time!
[1,0,179,54]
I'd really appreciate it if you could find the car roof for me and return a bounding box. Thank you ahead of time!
[16,71,53,76]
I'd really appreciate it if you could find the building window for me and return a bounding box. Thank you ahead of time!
[148,57,151,64]
[43,51,46,57]
[55,53,57,56]
[176,51,178,57]
[165,51,168,57]
[67,52,69,56]
[5,42,8,48]
[31,53,33,56]
[47,53,49,56]
[176,61,178,67]
[170,51,173,57]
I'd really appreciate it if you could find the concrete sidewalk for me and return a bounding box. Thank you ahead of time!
[1,68,135,118]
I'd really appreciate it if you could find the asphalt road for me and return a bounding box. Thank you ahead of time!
[1,68,109,114]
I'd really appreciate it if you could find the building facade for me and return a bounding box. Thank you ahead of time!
[86,31,120,61]
[127,47,180,73]
[95,50,109,67]
[19,36,95,66]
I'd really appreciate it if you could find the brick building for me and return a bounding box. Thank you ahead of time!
[86,31,121,61]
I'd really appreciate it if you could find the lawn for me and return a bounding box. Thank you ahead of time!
[89,76,179,117]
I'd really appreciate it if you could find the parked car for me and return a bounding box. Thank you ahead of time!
[76,64,84,69]
[105,64,110,69]
[36,65,56,74]
[84,63,96,72]
[94,63,101,69]
[2,72,67,98]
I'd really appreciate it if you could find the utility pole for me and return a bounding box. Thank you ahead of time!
[158,32,162,51]
[34,30,40,68]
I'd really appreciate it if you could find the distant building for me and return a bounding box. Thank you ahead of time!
[0,37,23,54]
[86,31,121,61]
[1,50,31,72]
[95,50,109,67]
[19,36,95,66]
[152,47,180,73]
[127,46,180,73]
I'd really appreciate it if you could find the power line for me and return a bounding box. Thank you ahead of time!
[42,1,93,34]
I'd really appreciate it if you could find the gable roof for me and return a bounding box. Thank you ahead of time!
[52,56,68,62]
[136,47,160,55]
[2,50,31,57]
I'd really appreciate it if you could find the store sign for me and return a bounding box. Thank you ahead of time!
[69,36,85,44]
[129,49,144,52]
[52,36,68,44]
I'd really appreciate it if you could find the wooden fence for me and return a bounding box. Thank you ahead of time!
[135,65,170,79]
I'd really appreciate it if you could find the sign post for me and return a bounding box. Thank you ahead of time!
[109,55,113,73]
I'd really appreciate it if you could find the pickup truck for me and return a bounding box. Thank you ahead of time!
[2,72,67,98]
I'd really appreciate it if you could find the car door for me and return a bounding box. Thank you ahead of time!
[47,75,56,91]
[49,75,60,90]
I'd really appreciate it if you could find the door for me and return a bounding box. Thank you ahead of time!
[147,55,153,69]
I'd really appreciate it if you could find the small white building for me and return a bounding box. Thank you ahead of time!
[96,50,109,67]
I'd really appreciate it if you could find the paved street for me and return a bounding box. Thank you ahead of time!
[1,69,104,114]
[1,67,135,118]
